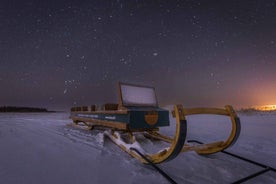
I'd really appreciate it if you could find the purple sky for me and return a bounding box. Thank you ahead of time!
[1,0,276,110]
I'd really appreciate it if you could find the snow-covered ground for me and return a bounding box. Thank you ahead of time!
[0,112,275,184]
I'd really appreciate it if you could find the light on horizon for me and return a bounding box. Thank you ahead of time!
[253,105,276,111]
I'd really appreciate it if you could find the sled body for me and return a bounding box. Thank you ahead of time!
[70,82,241,164]
[70,107,169,131]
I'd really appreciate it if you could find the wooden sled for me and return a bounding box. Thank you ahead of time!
[70,82,241,164]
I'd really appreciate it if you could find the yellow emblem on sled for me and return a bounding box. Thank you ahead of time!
[145,111,158,126]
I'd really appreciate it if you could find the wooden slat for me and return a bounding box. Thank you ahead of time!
[144,131,173,143]
[71,117,128,130]
[72,110,128,114]
[182,141,224,152]
[183,108,229,116]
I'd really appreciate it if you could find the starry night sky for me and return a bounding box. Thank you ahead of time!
[1,0,276,110]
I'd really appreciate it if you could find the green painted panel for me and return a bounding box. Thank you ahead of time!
[128,108,170,129]
[71,107,170,129]
[73,113,130,123]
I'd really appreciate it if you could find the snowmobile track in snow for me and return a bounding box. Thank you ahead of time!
[188,140,276,184]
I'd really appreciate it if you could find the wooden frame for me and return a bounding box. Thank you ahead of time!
[71,116,128,130]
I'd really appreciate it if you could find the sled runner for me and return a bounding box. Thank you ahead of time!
[70,82,241,164]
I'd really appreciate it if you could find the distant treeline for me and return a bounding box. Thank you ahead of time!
[238,108,276,113]
[0,106,49,112]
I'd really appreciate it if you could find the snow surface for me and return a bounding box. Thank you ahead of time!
[0,112,275,184]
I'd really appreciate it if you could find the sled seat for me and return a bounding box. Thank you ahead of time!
[104,103,119,111]
[82,106,88,111]
[90,105,96,111]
